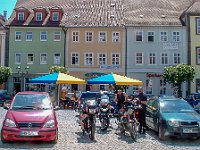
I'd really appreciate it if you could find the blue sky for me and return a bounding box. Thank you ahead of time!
[0,0,17,19]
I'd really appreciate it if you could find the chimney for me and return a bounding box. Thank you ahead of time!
[3,10,7,20]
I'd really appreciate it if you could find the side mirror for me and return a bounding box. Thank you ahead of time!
[54,106,60,111]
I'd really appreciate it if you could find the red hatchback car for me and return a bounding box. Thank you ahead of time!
[1,91,58,143]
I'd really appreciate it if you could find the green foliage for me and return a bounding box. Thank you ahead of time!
[49,65,69,74]
[0,66,12,84]
[162,64,195,97]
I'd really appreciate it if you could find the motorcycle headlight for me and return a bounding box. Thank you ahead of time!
[4,119,16,128]
[43,120,55,128]
[168,120,179,127]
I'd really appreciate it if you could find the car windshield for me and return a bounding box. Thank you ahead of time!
[160,100,195,113]
[11,94,52,110]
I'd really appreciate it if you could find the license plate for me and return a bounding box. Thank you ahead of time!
[20,131,38,136]
[89,109,96,114]
[183,128,198,133]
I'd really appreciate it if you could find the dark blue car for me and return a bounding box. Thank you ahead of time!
[185,93,200,112]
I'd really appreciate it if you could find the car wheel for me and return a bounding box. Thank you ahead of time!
[1,131,8,143]
[51,129,58,144]
[159,126,166,141]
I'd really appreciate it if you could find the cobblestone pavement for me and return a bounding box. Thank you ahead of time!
[0,108,200,150]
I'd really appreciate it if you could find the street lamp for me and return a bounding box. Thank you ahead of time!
[16,65,30,91]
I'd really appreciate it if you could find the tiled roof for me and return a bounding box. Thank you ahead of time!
[0,14,5,30]
[186,0,200,14]
[6,0,195,27]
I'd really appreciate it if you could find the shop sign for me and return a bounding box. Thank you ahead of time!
[100,65,119,70]
[146,73,162,78]
[163,43,178,50]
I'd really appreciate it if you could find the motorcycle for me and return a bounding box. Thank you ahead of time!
[117,100,140,141]
[80,98,98,140]
[99,95,110,131]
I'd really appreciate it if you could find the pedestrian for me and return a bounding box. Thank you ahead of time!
[115,89,128,113]
[137,87,147,134]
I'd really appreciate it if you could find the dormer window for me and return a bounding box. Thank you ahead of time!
[52,12,59,21]
[36,12,42,21]
[18,12,24,21]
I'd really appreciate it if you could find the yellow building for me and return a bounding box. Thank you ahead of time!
[186,1,200,93]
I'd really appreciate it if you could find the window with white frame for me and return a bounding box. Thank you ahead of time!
[15,31,22,41]
[161,52,168,64]
[54,53,61,64]
[71,52,79,65]
[135,52,143,64]
[52,12,59,21]
[197,18,200,34]
[72,31,79,42]
[98,53,107,65]
[36,12,42,21]
[84,52,93,65]
[26,31,32,41]
[54,31,61,41]
[18,12,24,21]
[85,32,93,42]
[40,31,47,41]
[40,53,47,64]
[160,79,166,95]
[111,53,120,65]
[15,53,21,64]
[135,31,143,42]
[99,32,107,42]
[173,52,181,64]
[27,53,34,64]
[112,32,120,43]
[149,53,156,65]
[148,31,154,42]
[196,48,200,64]
[146,79,153,95]
[133,86,139,95]
[172,31,180,42]
[160,31,167,42]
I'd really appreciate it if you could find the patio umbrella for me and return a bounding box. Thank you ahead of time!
[87,73,143,85]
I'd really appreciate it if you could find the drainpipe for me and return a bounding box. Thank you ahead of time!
[125,26,127,76]
[62,27,67,68]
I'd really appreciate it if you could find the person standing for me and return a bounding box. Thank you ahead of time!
[137,87,147,134]
[115,89,128,112]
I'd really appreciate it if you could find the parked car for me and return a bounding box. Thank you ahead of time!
[1,91,58,143]
[79,91,100,104]
[0,90,12,107]
[184,93,200,112]
[146,96,200,140]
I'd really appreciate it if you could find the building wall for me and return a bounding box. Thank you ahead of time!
[190,16,200,93]
[127,26,187,96]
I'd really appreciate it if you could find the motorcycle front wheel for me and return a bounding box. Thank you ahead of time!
[89,120,96,140]
[128,123,137,141]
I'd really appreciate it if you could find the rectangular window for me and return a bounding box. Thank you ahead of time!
[40,31,47,41]
[111,53,120,65]
[54,53,61,64]
[85,32,93,42]
[172,31,180,42]
[54,31,61,41]
[160,79,166,95]
[71,52,79,65]
[196,48,200,64]
[84,52,93,65]
[161,52,168,65]
[146,79,153,95]
[27,53,34,64]
[36,12,42,21]
[15,53,21,64]
[98,53,107,65]
[18,12,24,21]
[160,31,167,42]
[173,52,181,65]
[72,31,79,42]
[15,31,22,41]
[52,12,59,21]
[197,18,200,34]
[112,32,120,43]
[136,31,143,42]
[99,32,107,42]
[135,52,143,64]
[40,53,47,64]
[148,32,154,42]
[26,31,32,41]
[149,53,156,65]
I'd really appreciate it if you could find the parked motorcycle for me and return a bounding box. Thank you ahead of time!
[99,95,110,131]
[117,100,140,141]
[80,98,98,140]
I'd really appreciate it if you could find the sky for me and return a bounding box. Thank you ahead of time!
[0,0,17,19]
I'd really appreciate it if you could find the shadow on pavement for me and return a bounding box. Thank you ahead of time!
[75,131,97,144]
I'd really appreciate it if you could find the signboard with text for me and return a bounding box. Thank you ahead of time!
[163,43,178,50]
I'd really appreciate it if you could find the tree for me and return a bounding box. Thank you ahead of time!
[0,66,12,85]
[162,64,195,97]
[49,65,69,74]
